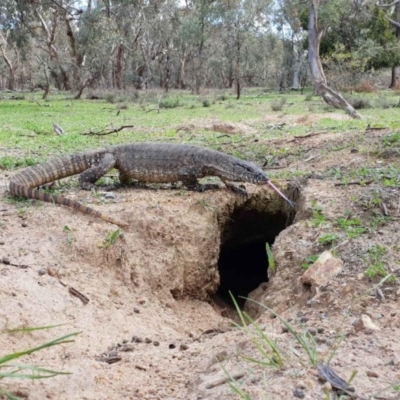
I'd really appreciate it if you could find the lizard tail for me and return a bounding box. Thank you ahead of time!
[9,182,128,228]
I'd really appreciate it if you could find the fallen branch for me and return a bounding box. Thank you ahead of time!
[82,125,134,136]
[288,131,328,142]
[334,180,373,186]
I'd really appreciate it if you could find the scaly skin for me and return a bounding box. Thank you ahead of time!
[9,143,294,227]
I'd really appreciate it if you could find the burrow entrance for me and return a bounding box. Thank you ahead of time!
[216,202,294,306]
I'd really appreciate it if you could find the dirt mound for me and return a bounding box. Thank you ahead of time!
[2,126,400,399]
[176,119,257,136]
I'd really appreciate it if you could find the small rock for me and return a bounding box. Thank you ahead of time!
[296,380,306,389]
[169,343,176,349]
[353,315,380,332]
[357,273,364,280]
[214,351,228,363]
[47,267,58,277]
[0,241,5,245]
[122,339,128,344]
[153,341,160,346]
[133,308,140,314]
[145,337,152,344]
[180,344,188,350]
[390,355,400,366]
[282,325,289,333]
[21,222,28,227]
[322,382,332,391]
[104,193,116,199]
[121,344,134,352]
[366,370,379,378]
[137,298,146,304]
[131,335,143,343]
[350,148,359,153]
[293,388,305,398]
[109,350,118,357]
[38,268,46,276]
[300,251,343,291]
[307,328,317,336]
[2,257,10,265]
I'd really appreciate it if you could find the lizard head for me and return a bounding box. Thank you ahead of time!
[233,161,269,184]
[233,161,295,208]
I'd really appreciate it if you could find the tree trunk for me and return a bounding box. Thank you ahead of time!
[292,49,308,90]
[308,0,362,119]
[308,0,326,95]
[178,56,186,89]
[390,66,400,89]
[235,28,241,100]
[60,68,71,90]
[115,43,124,90]
[42,66,50,100]
[390,2,400,88]
[0,37,19,91]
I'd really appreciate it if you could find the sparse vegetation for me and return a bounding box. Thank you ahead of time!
[301,254,319,269]
[337,215,367,239]
[365,244,395,282]
[101,228,123,249]
[0,326,79,400]
[270,97,287,112]
[318,233,340,245]
[310,200,326,227]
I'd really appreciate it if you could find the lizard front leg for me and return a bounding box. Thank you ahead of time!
[177,165,214,192]
[79,153,117,190]
[219,177,248,196]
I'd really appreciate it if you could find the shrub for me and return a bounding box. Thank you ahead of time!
[271,97,287,112]
[354,80,376,93]
[159,97,181,109]
[348,96,372,110]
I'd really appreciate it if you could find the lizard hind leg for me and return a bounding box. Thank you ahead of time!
[79,153,117,190]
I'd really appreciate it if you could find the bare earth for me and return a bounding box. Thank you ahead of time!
[1,115,400,400]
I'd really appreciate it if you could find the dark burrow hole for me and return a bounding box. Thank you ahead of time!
[216,204,294,308]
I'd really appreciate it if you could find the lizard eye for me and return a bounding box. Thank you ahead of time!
[234,162,254,173]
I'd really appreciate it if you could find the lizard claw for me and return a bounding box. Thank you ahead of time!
[226,183,248,197]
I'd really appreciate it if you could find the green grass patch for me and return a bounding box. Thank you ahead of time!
[2,89,400,172]
[364,244,395,282]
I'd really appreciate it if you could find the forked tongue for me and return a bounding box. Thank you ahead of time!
[266,180,296,208]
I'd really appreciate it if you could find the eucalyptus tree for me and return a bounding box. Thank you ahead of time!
[213,0,272,98]
[0,0,34,89]
[376,0,400,87]
[307,0,362,118]
[274,0,308,90]
[175,0,216,94]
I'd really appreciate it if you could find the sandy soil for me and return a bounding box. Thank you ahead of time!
[1,115,400,400]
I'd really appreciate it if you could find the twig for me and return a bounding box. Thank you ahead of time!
[68,286,90,304]
[82,125,134,136]
[304,154,320,163]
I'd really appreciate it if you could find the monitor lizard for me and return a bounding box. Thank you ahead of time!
[9,142,294,227]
